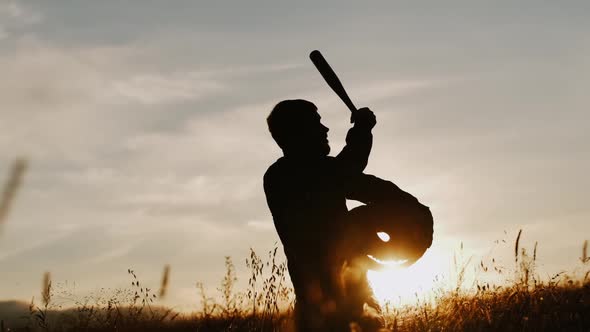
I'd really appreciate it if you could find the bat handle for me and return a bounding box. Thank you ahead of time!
[349,106,357,123]
[340,87,357,123]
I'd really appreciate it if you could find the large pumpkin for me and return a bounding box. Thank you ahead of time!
[346,199,433,267]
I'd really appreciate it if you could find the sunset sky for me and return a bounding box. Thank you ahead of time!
[1,1,589,309]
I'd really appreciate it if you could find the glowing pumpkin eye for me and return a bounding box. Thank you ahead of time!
[377,232,390,242]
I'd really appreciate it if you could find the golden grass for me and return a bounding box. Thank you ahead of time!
[2,238,585,332]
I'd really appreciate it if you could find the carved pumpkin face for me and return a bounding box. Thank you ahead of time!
[347,202,434,268]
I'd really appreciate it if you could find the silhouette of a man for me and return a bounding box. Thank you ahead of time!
[263,99,428,331]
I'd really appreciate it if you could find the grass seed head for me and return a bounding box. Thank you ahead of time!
[41,271,52,307]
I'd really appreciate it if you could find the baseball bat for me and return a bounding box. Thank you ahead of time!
[309,50,357,123]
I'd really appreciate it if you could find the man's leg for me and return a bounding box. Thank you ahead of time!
[292,274,334,332]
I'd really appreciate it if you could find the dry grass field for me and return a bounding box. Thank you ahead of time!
[0,240,589,332]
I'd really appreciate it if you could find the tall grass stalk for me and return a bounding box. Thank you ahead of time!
[42,272,52,307]
[159,265,171,298]
[514,229,522,263]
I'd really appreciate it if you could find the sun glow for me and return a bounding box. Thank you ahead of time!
[367,248,447,306]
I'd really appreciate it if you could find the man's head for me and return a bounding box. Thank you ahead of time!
[267,99,330,157]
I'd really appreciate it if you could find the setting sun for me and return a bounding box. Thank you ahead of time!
[367,248,448,306]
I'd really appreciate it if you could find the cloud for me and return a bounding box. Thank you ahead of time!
[0,223,80,262]
[88,242,139,264]
[352,79,439,104]
[0,38,224,113]
[247,220,274,231]
[0,1,42,24]
[108,72,225,105]
[0,0,42,40]
[196,63,303,78]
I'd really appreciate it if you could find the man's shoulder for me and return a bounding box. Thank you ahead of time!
[263,157,289,185]
[265,156,337,173]
[265,157,285,174]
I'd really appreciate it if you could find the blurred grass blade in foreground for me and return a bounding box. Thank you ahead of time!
[0,158,28,228]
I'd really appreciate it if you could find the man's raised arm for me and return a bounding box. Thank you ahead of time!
[335,108,376,174]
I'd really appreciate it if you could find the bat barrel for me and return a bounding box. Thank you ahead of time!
[309,50,357,123]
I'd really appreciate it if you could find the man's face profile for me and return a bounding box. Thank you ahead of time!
[297,107,331,157]
[268,99,331,157]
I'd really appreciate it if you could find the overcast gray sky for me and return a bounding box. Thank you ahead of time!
[1,0,589,309]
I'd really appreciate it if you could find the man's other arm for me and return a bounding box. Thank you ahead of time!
[345,172,424,209]
[344,172,434,265]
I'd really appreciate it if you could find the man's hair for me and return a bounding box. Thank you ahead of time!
[267,99,317,150]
